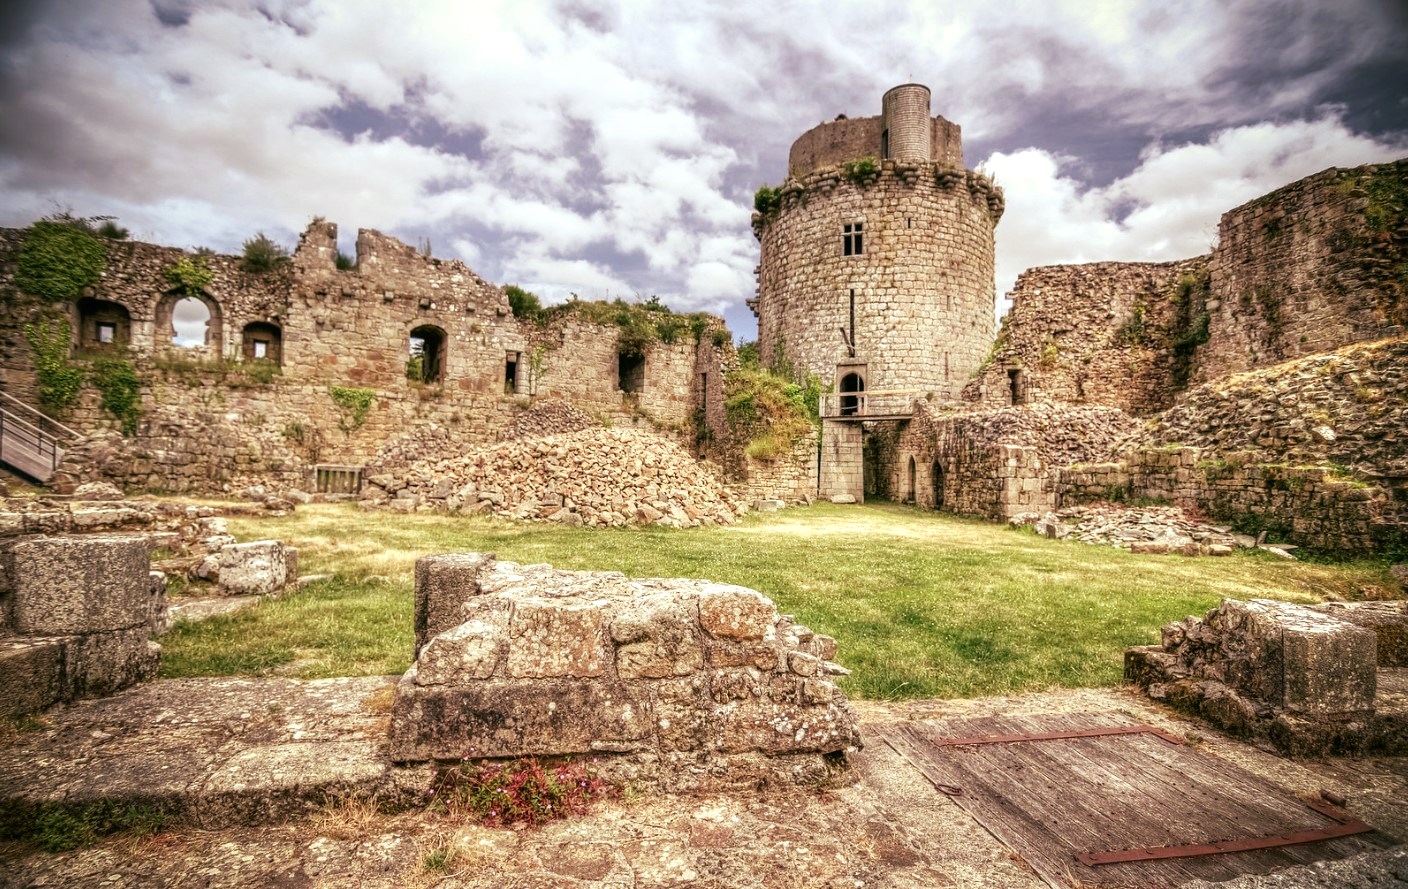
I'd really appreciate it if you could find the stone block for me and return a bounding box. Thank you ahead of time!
[11,536,151,635]
[0,637,65,717]
[611,593,703,680]
[1315,601,1408,667]
[64,627,161,698]
[415,616,507,685]
[388,675,654,761]
[697,585,776,640]
[414,552,495,655]
[216,540,289,597]
[507,600,609,678]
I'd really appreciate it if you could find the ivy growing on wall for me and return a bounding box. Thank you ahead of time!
[15,220,107,303]
[163,256,214,295]
[90,356,141,435]
[329,385,376,432]
[22,318,84,412]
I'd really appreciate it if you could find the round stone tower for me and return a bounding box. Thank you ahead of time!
[752,84,1004,401]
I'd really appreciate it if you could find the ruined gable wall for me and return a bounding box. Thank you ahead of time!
[1197,160,1407,383]
[0,223,729,492]
[786,115,963,178]
[963,258,1211,414]
[754,161,1002,399]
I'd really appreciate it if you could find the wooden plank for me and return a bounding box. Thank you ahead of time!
[881,712,1389,888]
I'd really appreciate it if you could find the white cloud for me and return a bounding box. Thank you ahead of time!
[984,113,1408,312]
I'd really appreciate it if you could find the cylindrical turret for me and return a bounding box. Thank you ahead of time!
[881,84,932,162]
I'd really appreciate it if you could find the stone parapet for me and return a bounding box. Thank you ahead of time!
[390,555,861,792]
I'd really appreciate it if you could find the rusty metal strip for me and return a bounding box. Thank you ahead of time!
[1076,817,1373,866]
[925,724,1184,748]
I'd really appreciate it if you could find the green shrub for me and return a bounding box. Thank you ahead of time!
[90,356,141,435]
[724,365,820,461]
[22,318,83,412]
[546,297,712,358]
[753,184,783,219]
[505,284,544,321]
[164,256,214,295]
[334,251,355,271]
[329,385,375,431]
[15,219,107,303]
[843,156,880,185]
[241,233,290,274]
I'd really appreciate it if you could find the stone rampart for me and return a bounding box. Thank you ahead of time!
[391,554,861,792]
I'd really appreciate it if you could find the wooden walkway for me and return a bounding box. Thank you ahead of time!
[872,711,1396,888]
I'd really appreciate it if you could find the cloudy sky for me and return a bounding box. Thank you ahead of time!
[2,0,1406,340]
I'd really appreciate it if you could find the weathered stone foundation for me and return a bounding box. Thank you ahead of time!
[390,554,862,792]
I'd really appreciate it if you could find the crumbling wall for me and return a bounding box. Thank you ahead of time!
[0,221,733,492]
[1126,598,1404,755]
[1197,159,1407,382]
[731,436,818,505]
[391,554,861,792]
[1058,447,1403,554]
[964,258,1211,413]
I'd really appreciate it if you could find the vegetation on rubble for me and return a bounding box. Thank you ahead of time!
[545,295,715,357]
[163,255,214,296]
[90,355,141,434]
[427,757,615,828]
[724,342,823,460]
[329,385,376,431]
[842,156,880,185]
[15,216,108,303]
[1355,167,1408,234]
[161,502,1399,699]
[240,232,291,273]
[22,318,84,412]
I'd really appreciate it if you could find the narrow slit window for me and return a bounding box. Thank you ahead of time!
[505,351,519,394]
[843,222,864,256]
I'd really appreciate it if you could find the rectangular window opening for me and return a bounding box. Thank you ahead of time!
[618,352,645,394]
[843,222,864,256]
[97,322,116,344]
[253,339,268,359]
[505,351,519,394]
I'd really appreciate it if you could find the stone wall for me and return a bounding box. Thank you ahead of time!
[1197,159,1407,383]
[391,554,861,793]
[1058,447,1403,554]
[964,258,1211,413]
[786,112,963,178]
[731,436,818,505]
[0,222,731,492]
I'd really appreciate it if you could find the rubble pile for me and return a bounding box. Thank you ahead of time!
[1009,503,1250,555]
[364,424,459,476]
[364,427,745,528]
[504,398,597,439]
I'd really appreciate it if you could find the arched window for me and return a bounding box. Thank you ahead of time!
[932,461,945,510]
[408,324,446,384]
[76,298,131,351]
[906,456,916,503]
[242,322,282,366]
[839,372,865,416]
[157,292,223,358]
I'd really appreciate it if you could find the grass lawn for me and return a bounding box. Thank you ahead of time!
[159,501,1400,700]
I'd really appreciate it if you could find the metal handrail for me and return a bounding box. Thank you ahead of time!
[0,391,81,441]
[0,405,66,481]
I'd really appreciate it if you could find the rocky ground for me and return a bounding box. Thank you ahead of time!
[1009,503,1269,556]
[363,427,745,529]
[2,686,1404,888]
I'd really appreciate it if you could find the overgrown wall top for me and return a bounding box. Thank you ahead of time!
[1197,159,1407,382]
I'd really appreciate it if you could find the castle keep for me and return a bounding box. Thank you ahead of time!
[751,84,1002,403]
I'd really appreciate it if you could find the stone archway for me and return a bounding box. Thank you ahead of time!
[840,372,865,416]
[932,460,945,510]
[156,291,223,358]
